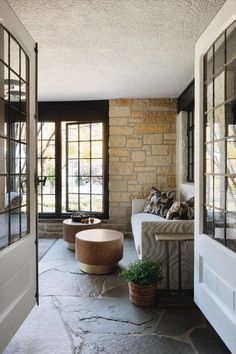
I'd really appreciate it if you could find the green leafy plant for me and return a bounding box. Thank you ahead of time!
[120,257,162,288]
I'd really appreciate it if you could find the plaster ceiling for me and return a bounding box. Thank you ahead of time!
[8,0,226,101]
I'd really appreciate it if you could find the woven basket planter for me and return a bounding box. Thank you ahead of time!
[128,282,157,306]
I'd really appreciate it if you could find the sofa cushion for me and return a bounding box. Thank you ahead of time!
[144,187,175,217]
[166,197,194,220]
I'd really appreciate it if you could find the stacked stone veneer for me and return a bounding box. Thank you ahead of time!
[108,98,177,235]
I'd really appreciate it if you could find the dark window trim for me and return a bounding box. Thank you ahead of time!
[177,80,194,113]
[37,101,109,220]
[178,81,195,183]
[187,110,194,182]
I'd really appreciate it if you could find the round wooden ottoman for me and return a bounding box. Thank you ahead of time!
[75,229,124,274]
[63,218,101,250]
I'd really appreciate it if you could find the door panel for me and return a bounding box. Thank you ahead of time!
[195,1,236,353]
[0,0,37,352]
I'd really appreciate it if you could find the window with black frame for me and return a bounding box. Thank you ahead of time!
[37,102,109,219]
[204,20,236,252]
[0,25,29,251]
[187,110,194,182]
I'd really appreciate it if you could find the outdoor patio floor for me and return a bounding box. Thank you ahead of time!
[4,238,230,354]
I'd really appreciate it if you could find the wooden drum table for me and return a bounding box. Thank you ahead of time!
[75,229,124,274]
[63,218,101,250]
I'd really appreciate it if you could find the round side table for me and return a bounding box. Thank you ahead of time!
[63,218,101,250]
[75,228,124,274]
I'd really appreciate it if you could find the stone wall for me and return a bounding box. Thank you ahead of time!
[109,98,177,235]
[38,98,177,238]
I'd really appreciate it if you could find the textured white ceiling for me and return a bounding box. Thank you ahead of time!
[8,0,226,101]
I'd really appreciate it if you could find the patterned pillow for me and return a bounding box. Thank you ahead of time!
[144,187,175,217]
[157,190,176,218]
[166,197,194,220]
[143,187,161,214]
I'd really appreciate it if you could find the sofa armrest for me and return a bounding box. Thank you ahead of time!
[132,199,146,215]
[140,220,194,260]
[142,220,194,240]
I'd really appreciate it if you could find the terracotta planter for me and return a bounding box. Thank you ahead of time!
[128,282,157,306]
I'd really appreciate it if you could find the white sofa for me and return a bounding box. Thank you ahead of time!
[131,199,194,290]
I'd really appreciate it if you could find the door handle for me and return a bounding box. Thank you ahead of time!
[37,176,47,186]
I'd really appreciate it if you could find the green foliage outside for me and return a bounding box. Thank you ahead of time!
[120,257,162,288]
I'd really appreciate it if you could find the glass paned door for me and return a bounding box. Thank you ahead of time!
[195,2,236,352]
[203,20,236,252]
[65,122,104,213]
[0,25,29,251]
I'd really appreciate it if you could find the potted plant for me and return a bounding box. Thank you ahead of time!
[120,257,162,306]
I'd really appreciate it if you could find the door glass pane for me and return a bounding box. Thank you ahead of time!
[204,46,213,81]
[80,194,90,211]
[226,177,236,212]
[92,177,103,194]
[0,213,9,249]
[21,50,27,81]
[0,62,9,101]
[91,159,102,176]
[80,177,90,193]
[91,123,103,140]
[68,177,78,193]
[206,143,213,174]
[92,195,103,212]
[68,159,78,176]
[10,37,20,75]
[227,138,236,175]
[226,212,236,251]
[68,142,78,158]
[214,34,225,74]
[214,72,225,107]
[214,175,225,209]
[68,194,78,211]
[41,195,55,213]
[0,138,7,174]
[80,124,90,141]
[214,210,225,244]
[226,21,236,63]
[80,159,90,176]
[9,70,20,105]
[205,81,213,111]
[0,176,7,213]
[0,27,9,65]
[80,142,90,158]
[10,211,20,243]
[205,206,214,236]
[214,140,225,174]
[206,175,213,206]
[92,141,102,158]
[214,106,225,139]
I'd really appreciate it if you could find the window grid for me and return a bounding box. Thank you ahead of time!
[0,25,30,251]
[203,20,236,252]
[65,122,104,214]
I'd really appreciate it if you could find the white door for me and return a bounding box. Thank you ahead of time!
[195,1,236,353]
[0,0,37,352]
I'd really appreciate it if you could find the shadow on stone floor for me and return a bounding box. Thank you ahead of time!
[3,238,230,354]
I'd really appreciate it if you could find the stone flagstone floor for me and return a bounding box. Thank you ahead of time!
[4,238,230,354]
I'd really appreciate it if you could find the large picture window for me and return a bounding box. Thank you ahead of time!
[37,101,109,219]
[0,25,29,251]
[204,21,236,252]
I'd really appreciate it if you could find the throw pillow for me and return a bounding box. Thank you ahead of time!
[143,187,161,214]
[166,197,194,220]
[144,187,175,217]
[158,190,176,218]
